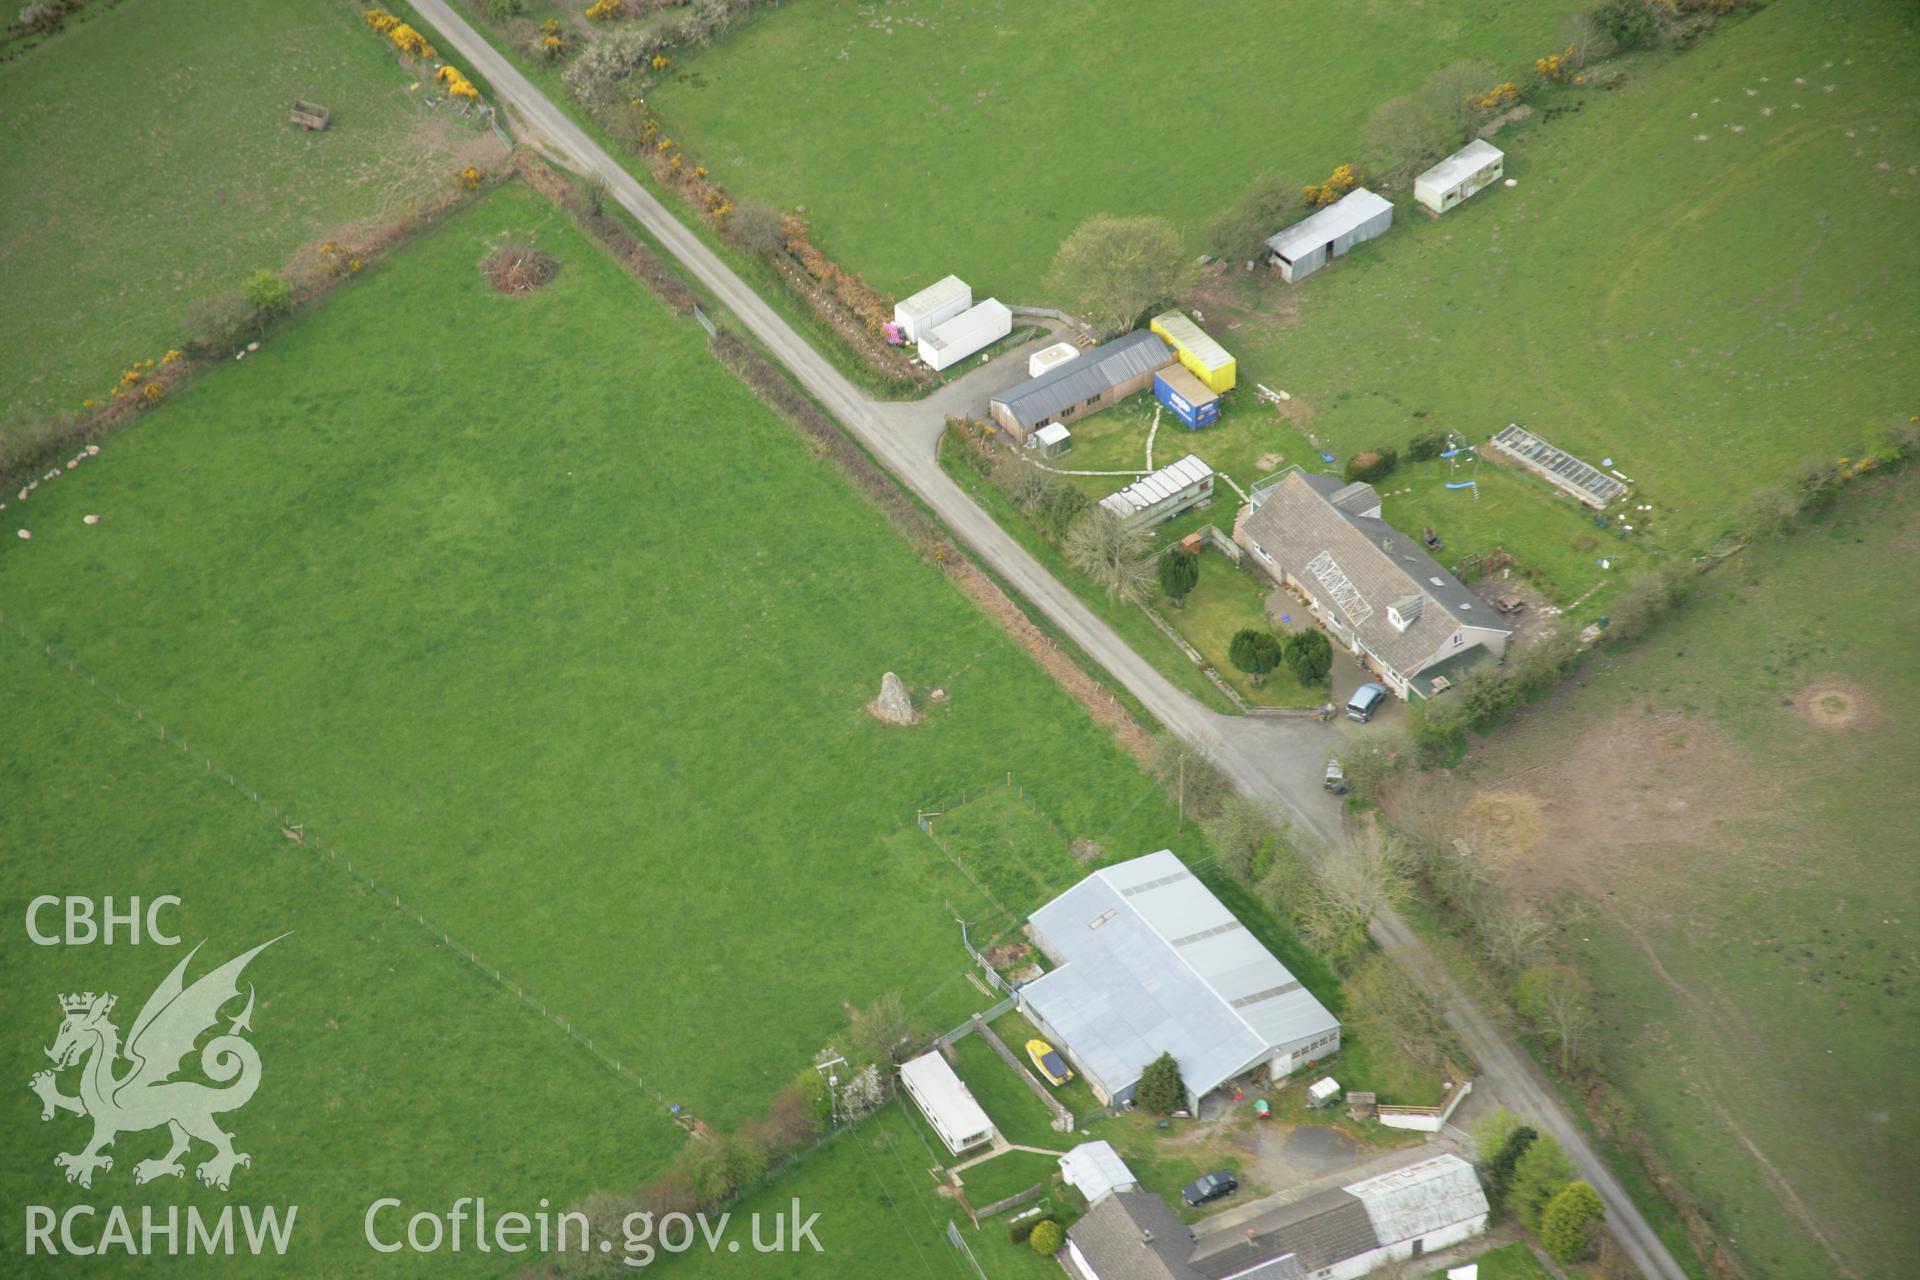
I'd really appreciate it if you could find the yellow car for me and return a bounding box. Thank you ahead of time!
[1026,1039,1073,1086]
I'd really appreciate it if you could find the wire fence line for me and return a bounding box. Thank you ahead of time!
[0,609,684,1122]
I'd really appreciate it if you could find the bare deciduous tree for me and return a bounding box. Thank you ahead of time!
[1064,507,1153,605]
[1359,94,1459,186]
[1200,793,1286,882]
[1301,827,1412,964]
[1477,895,1551,974]
[1343,952,1466,1076]
[1515,964,1597,1071]
[1148,731,1228,830]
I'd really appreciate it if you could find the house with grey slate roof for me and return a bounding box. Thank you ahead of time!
[1018,850,1340,1116]
[988,330,1175,444]
[1062,1154,1489,1280]
[1237,469,1512,702]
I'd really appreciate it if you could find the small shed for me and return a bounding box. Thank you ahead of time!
[1033,423,1073,458]
[899,1052,995,1156]
[1098,454,1215,529]
[1028,341,1080,379]
[1153,364,1220,430]
[1414,140,1505,216]
[1059,1141,1139,1203]
[919,298,1011,371]
[1307,1077,1342,1108]
[893,275,971,344]
[1150,310,1236,393]
[1265,189,1395,283]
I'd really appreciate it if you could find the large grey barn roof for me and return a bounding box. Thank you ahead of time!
[1242,470,1510,680]
[990,330,1173,430]
[1021,851,1339,1104]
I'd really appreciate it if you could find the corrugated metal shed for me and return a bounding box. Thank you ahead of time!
[1346,1154,1489,1245]
[1098,453,1214,526]
[1021,850,1340,1107]
[892,275,971,343]
[1151,311,1237,393]
[990,331,1174,432]
[1265,189,1394,283]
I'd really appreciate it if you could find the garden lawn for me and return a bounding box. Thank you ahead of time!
[1209,0,1920,549]
[1460,472,1920,1280]
[0,179,1215,1150]
[957,1150,1059,1213]
[0,0,498,422]
[1426,1242,1556,1279]
[645,0,1589,299]
[0,641,676,1278]
[1165,557,1324,709]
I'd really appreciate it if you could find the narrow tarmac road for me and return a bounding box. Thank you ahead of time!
[409,7,1690,1275]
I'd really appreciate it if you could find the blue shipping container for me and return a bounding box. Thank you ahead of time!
[1154,371,1219,429]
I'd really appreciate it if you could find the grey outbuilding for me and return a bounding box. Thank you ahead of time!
[1265,189,1395,283]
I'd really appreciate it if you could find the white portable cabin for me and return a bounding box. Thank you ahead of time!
[1307,1077,1342,1108]
[1265,189,1395,283]
[1028,341,1080,379]
[1033,423,1072,458]
[1414,140,1505,215]
[893,275,971,343]
[918,298,1012,371]
[899,1052,994,1156]
[1098,454,1215,528]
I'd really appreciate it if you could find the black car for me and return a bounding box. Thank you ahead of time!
[1181,1169,1238,1207]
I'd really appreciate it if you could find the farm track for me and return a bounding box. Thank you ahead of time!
[406,4,1692,1275]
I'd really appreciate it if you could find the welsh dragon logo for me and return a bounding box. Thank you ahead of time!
[29,936,283,1191]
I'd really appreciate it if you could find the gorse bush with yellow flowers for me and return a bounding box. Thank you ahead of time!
[364,9,436,60]
[1303,164,1361,208]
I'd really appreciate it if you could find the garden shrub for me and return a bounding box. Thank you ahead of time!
[1541,1180,1605,1261]
[1228,629,1284,687]
[1009,1214,1055,1245]
[1344,448,1399,484]
[1028,1219,1064,1255]
[1158,548,1199,606]
[1284,628,1332,684]
[1407,430,1447,462]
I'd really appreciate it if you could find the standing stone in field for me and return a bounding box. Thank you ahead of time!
[870,672,919,726]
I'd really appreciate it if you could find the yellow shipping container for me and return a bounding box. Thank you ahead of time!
[1150,311,1237,394]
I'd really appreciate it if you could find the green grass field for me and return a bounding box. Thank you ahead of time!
[1460,473,1919,1280]
[0,640,676,1277]
[0,0,499,422]
[645,0,1586,299]
[1210,0,1919,548]
[0,178,1235,1273]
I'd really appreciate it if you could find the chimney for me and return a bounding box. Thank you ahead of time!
[1141,1228,1154,1245]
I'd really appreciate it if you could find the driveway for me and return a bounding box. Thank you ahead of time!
[407,7,1688,1274]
